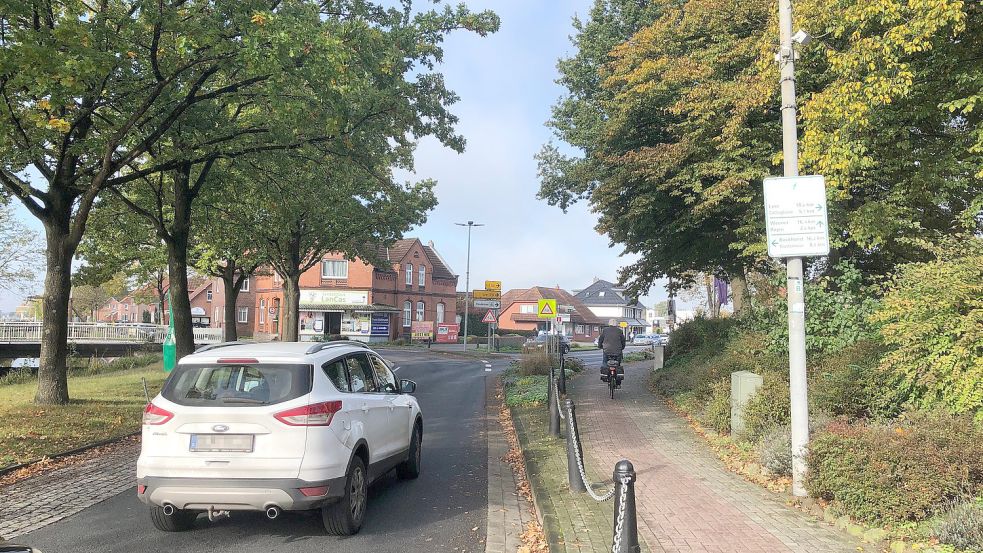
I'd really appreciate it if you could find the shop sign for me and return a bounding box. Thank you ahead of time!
[411,321,434,341]
[371,313,390,336]
[436,323,459,343]
[299,289,369,306]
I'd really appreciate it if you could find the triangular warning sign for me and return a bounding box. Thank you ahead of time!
[481,309,497,323]
[540,303,554,315]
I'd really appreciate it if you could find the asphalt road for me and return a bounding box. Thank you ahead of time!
[22,350,496,553]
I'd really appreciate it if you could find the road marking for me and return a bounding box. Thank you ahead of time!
[484,368,492,372]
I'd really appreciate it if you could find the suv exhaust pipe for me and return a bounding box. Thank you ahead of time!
[266,506,281,520]
[162,504,175,516]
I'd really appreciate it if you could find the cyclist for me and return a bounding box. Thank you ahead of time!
[597,319,626,382]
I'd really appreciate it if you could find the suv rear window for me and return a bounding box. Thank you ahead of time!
[162,363,313,407]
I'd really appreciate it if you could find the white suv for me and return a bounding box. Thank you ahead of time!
[137,341,422,535]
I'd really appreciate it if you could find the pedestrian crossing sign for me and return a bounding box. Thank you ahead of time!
[537,299,557,319]
[481,309,497,324]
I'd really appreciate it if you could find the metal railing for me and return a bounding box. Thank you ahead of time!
[0,322,222,344]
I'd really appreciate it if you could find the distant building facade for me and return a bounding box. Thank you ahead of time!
[251,238,458,342]
[572,279,647,336]
[497,286,601,342]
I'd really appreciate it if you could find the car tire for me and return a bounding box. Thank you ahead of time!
[150,505,197,532]
[322,456,367,535]
[396,424,422,480]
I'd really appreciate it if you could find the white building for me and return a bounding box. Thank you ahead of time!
[572,279,647,336]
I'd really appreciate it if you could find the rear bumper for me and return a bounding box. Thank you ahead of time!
[137,475,346,512]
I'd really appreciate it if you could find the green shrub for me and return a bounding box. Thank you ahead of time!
[871,237,983,417]
[936,500,983,551]
[744,261,880,356]
[742,373,790,441]
[69,352,162,376]
[0,368,35,386]
[623,350,654,362]
[564,357,585,372]
[811,339,890,419]
[806,413,983,524]
[503,374,548,407]
[758,416,831,477]
[668,316,738,357]
[700,379,731,434]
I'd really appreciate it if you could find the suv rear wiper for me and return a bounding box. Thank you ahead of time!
[220,397,268,404]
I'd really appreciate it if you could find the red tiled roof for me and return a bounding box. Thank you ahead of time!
[500,286,602,325]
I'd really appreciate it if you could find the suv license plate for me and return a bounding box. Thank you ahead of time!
[190,434,254,452]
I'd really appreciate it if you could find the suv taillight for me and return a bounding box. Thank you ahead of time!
[274,401,342,426]
[143,402,174,425]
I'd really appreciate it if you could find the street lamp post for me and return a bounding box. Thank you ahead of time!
[455,221,483,352]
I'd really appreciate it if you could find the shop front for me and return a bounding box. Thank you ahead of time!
[297,289,398,343]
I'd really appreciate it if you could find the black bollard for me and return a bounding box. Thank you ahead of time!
[611,460,640,553]
[558,350,567,394]
[549,377,561,437]
[565,399,586,493]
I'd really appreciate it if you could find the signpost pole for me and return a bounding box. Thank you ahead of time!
[455,221,484,351]
[778,0,810,497]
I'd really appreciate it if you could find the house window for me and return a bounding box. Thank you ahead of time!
[240,277,249,292]
[321,260,348,279]
[405,263,413,285]
[403,301,412,327]
[418,265,426,287]
[259,299,266,324]
[436,302,445,323]
[237,307,248,323]
[206,289,213,302]
[416,301,425,321]
[122,314,128,322]
[519,304,536,314]
[124,303,129,311]
[576,324,585,335]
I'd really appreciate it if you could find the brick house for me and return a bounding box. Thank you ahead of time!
[251,238,458,342]
[497,286,601,342]
[91,295,157,324]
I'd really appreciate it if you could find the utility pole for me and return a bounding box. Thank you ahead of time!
[777,0,810,497]
[455,221,483,352]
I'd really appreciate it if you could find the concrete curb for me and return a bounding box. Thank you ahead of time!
[509,404,564,553]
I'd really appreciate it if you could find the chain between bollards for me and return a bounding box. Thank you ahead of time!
[564,399,587,493]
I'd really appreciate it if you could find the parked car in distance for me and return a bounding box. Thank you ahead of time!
[631,334,654,345]
[137,341,422,536]
[525,333,571,354]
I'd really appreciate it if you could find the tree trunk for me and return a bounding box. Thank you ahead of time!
[731,273,748,315]
[164,164,196,359]
[282,273,301,341]
[221,264,241,342]
[36,223,74,405]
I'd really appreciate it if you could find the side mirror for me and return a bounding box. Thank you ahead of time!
[400,379,417,394]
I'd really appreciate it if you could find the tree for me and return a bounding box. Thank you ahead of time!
[110,1,499,359]
[70,284,109,321]
[225,150,437,341]
[0,0,498,402]
[0,204,41,294]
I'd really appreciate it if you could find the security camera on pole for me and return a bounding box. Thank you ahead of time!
[770,0,828,497]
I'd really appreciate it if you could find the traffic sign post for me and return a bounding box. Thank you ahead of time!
[764,175,830,258]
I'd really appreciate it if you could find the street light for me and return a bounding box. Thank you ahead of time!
[455,221,484,351]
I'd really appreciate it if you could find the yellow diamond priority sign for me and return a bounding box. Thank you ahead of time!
[537,299,557,319]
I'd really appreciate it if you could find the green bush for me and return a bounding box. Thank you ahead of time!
[0,368,35,386]
[806,413,983,524]
[811,339,890,419]
[742,373,790,441]
[564,357,586,372]
[517,351,555,376]
[503,374,549,407]
[758,416,831,477]
[744,261,880,356]
[667,316,738,358]
[936,500,983,551]
[871,237,983,417]
[69,352,162,377]
[700,379,731,434]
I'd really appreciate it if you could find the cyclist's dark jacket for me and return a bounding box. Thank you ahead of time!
[597,326,626,356]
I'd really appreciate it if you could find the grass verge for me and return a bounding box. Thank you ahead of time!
[0,359,167,468]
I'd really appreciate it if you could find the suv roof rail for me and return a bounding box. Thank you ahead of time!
[195,342,245,353]
[305,340,369,355]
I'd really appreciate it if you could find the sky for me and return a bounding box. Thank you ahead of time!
[0,0,672,312]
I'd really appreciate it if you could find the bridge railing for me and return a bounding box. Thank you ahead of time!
[0,322,222,344]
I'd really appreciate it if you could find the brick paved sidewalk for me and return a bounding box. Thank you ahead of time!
[0,439,138,539]
[569,362,861,553]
